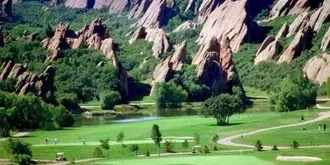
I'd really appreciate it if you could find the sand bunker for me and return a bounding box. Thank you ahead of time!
[276,156,322,162]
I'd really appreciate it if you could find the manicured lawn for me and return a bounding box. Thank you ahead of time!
[244,86,268,98]
[234,119,330,147]
[320,101,330,107]
[0,109,321,160]
[95,155,273,165]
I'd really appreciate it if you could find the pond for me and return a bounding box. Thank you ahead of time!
[74,107,199,126]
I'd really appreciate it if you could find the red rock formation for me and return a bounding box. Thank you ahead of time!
[304,53,330,84]
[65,0,89,8]
[136,0,167,28]
[128,0,152,19]
[254,36,279,65]
[173,21,197,33]
[269,0,319,20]
[185,0,200,13]
[129,27,171,58]
[150,41,187,95]
[286,12,310,37]
[197,0,223,24]
[197,0,257,53]
[0,61,55,100]
[42,19,130,99]
[192,36,242,94]
[308,0,330,32]
[278,26,312,63]
[321,27,330,52]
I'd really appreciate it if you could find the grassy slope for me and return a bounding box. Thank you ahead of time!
[234,118,330,147]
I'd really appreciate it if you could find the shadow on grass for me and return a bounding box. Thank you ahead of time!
[207,122,244,127]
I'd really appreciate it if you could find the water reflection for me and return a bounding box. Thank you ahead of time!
[74,106,199,126]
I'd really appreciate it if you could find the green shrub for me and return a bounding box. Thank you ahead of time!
[271,145,278,151]
[145,151,150,156]
[182,140,189,149]
[203,145,210,153]
[164,141,174,153]
[155,82,188,108]
[41,121,60,131]
[255,140,263,151]
[291,140,300,149]
[129,144,139,155]
[13,154,31,165]
[52,106,75,127]
[213,145,218,151]
[100,91,121,110]
[93,147,103,158]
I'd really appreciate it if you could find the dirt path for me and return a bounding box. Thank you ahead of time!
[218,111,330,150]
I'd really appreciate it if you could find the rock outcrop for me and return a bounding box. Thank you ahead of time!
[0,61,55,100]
[196,0,259,53]
[278,26,312,63]
[321,27,330,52]
[308,0,330,32]
[136,0,167,28]
[286,12,310,37]
[197,0,223,24]
[303,53,330,84]
[65,0,90,8]
[185,0,200,13]
[173,21,197,33]
[42,19,130,99]
[192,36,242,94]
[254,36,280,65]
[269,0,324,20]
[128,0,152,19]
[150,41,187,94]
[129,27,171,58]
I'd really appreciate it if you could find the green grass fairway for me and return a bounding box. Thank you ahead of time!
[95,155,273,165]
[235,118,330,147]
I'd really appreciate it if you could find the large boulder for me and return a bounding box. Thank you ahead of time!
[303,53,330,84]
[128,0,152,19]
[196,0,260,53]
[0,61,55,100]
[136,0,167,28]
[321,27,330,52]
[197,0,223,24]
[254,36,280,65]
[269,0,324,20]
[278,26,313,63]
[192,36,242,94]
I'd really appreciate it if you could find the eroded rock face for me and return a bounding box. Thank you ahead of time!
[287,12,310,37]
[185,0,200,13]
[42,19,130,100]
[278,26,312,63]
[0,61,55,100]
[192,36,242,94]
[129,27,171,58]
[65,0,90,8]
[308,0,330,32]
[136,0,167,28]
[196,0,259,53]
[173,21,197,33]
[150,41,186,95]
[254,36,279,65]
[197,0,223,24]
[128,0,152,19]
[321,27,330,52]
[304,53,330,84]
[269,0,324,20]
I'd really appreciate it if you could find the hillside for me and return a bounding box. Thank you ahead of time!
[0,0,328,106]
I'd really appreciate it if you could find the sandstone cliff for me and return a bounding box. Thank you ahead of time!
[0,61,55,100]
[136,0,167,28]
[196,0,260,53]
[192,36,242,94]
[197,0,223,24]
[128,0,152,19]
[129,26,171,58]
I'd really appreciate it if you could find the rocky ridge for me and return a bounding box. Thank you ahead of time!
[42,19,130,99]
[0,61,55,100]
